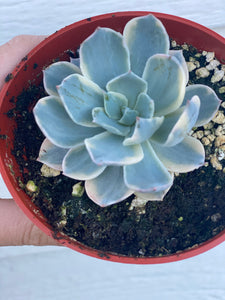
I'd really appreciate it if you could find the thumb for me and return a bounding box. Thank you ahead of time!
[0,35,59,246]
[0,35,46,90]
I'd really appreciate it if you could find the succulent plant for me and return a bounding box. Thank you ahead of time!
[33,14,220,206]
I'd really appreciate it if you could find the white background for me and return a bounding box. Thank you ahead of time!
[0,0,225,45]
[1,1,225,299]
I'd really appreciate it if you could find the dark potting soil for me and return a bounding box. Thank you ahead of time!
[7,41,225,258]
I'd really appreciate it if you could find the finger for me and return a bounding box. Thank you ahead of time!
[0,199,60,246]
[0,35,46,90]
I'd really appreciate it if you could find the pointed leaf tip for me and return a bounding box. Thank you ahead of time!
[143,54,186,116]
[80,27,130,89]
[151,95,200,147]
[152,135,205,173]
[63,145,106,180]
[183,84,221,127]
[43,61,81,96]
[123,14,170,76]
[124,141,173,192]
[85,167,133,206]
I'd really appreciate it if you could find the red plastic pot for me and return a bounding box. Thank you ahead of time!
[0,11,225,264]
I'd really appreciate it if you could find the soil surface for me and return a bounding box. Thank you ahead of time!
[7,41,225,257]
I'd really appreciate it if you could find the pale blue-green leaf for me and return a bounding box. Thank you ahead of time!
[63,145,106,180]
[80,27,130,89]
[143,54,186,116]
[124,141,173,192]
[183,84,221,127]
[134,93,154,118]
[106,71,147,109]
[38,138,68,171]
[151,135,205,173]
[92,107,130,136]
[123,14,170,77]
[33,96,102,148]
[43,61,81,96]
[70,57,80,68]
[135,173,174,200]
[104,91,128,120]
[85,167,133,207]
[169,50,189,85]
[123,116,164,146]
[58,74,104,127]
[118,107,138,126]
[151,95,200,147]
[85,132,143,166]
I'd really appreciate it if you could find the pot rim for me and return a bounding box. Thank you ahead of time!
[1,11,225,264]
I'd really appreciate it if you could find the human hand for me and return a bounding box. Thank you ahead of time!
[0,35,60,246]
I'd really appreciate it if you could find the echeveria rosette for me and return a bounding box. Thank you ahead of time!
[33,14,221,207]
